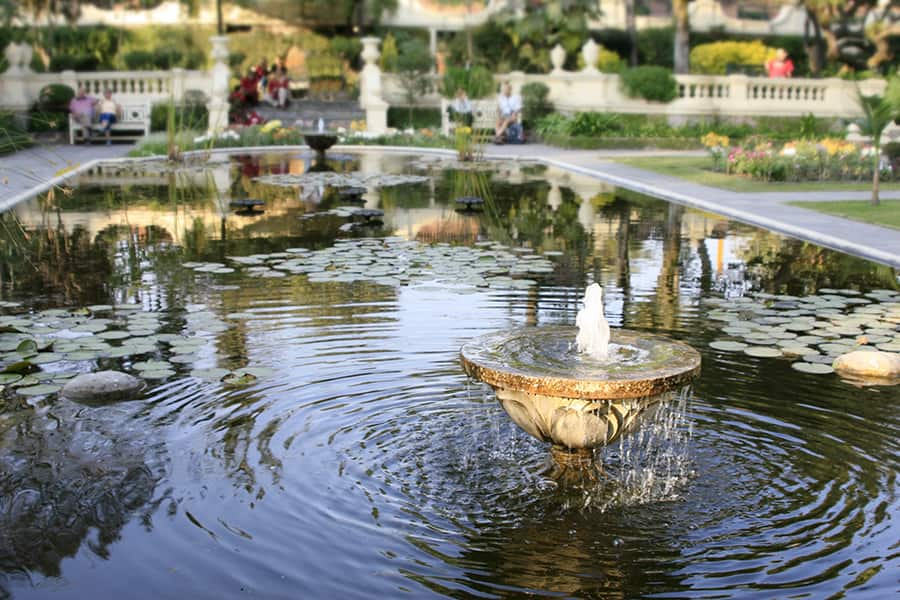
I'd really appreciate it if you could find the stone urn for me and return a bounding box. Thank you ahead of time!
[581,39,599,75]
[550,44,566,74]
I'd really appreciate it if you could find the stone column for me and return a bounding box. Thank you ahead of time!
[359,36,388,135]
[0,43,35,111]
[206,35,231,134]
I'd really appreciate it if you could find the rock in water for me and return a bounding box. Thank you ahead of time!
[832,351,900,379]
[61,371,144,402]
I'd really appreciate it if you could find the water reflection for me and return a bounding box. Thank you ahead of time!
[0,151,897,599]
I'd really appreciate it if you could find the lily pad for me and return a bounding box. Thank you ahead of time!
[132,360,172,371]
[190,368,231,382]
[16,383,62,396]
[791,362,835,375]
[0,373,23,384]
[709,340,748,352]
[744,347,783,358]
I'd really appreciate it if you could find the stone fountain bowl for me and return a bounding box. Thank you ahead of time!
[303,133,338,153]
[460,326,701,451]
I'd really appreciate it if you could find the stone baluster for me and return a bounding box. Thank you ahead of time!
[359,36,388,135]
[171,67,186,101]
[207,35,231,133]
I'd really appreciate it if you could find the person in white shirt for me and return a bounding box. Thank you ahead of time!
[495,82,523,144]
[96,89,121,145]
[449,88,473,127]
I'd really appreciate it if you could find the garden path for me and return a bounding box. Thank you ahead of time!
[483,144,900,268]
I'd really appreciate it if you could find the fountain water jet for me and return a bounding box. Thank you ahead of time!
[460,284,701,472]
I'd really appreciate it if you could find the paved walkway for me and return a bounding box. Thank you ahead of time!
[481,144,900,268]
[1,142,898,268]
[0,142,132,211]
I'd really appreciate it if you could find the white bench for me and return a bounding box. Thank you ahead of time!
[440,98,501,135]
[69,101,151,144]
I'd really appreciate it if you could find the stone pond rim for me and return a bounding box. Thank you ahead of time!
[460,326,701,400]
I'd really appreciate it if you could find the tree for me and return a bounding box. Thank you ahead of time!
[856,91,897,206]
[673,0,689,73]
[395,38,433,128]
[625,0,637,67]
[800,0,900,75]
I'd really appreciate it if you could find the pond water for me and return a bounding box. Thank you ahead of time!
[0,151,898,599]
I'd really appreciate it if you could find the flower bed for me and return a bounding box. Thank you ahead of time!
[702,133,891,183]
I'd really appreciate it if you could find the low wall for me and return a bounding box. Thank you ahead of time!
[383,71,886,122]
[0,67,213,111]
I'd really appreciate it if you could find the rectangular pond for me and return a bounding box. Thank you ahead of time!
[0,151,898,599]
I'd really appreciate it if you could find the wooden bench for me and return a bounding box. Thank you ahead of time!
[69,101,151,144]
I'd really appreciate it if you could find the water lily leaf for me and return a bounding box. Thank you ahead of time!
[222,372,257,387]
[791,362,834,375]
[30,352,63,365]
[0,373,22,384]
[191,368,231,382]
[709,340,748,352]
[132,360,171,371]
[16,383,62,396]
[2,360,35,374]
[97,330,131,340]
[234,367,275,378]
[140,369,175,380]
[744,347,783,358]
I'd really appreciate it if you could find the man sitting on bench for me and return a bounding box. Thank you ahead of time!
[494,82,524,144]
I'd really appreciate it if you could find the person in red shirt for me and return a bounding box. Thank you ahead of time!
[264,67,290,108]
[766,48,794,78]
[238,68,259,105]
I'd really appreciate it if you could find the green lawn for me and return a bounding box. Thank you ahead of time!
[614,156,900,193]
[787,199,900,230]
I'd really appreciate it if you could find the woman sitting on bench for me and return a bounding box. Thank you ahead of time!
[97,89,121,146]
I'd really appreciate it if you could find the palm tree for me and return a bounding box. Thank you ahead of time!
[673,0,689,73]
[857,91,898,206]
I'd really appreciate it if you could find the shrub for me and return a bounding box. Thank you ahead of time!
[150,102,209,132]
[123,50,156,70]
[566,112,622,137]
[387,107,441,130]
[440,65,495,99]
[597,47,625,72]
[380,33,399,72]
[521,82,553,125]
[48,54,100,72]
[535,112,570,138]
[620,66,677,102]
[28,110,67,132]
[37,84,74,112]
[637,27,674,70]
[690,40,776,75]
[0,111,33,154]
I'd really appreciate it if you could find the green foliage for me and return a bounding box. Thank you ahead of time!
[637,27,674,69]
[37,84,74,112]
[150,102,209,133]
[690,40,776,75]
[27,110,66,132]
[566,112,622,137]
[48,54,100,72]
[521,82,552,126]
[0,111,33,155]
[395,39,434,126]
[440,66,495,99]
[329,36,362,68]
[596,46,625,72]
[380,33,399,72]
[620,66,678,103]
[387,107,441,129]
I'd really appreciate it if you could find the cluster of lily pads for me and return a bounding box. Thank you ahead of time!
[705,288,900,375]
[255,172,429,188]
[209,237,559,288]
[0,302,272,398]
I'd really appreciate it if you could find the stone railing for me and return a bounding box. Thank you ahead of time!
[0,45,212,112]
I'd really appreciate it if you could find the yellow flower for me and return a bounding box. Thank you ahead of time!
[702,132,729,149]
[261,120,282,133]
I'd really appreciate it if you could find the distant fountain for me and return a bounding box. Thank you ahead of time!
[460,284,700,473]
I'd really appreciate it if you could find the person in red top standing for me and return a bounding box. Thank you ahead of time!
[766,48,794,78]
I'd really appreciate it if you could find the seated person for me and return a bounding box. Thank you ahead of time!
[68,86,97,143]
[237,69,260,106]
[96,89,121,145]
[264,68,290,108]
[448,88,473,127]
[495,82,523,144]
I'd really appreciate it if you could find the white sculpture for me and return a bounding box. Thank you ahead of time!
[576,283,610,359]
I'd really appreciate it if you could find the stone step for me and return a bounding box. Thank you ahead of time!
[255,100,364,130]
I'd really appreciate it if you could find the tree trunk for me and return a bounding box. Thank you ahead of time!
[872,146,881,206]
[626,0,638,67]
[804,7,826,76]
[673,0,690,74]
